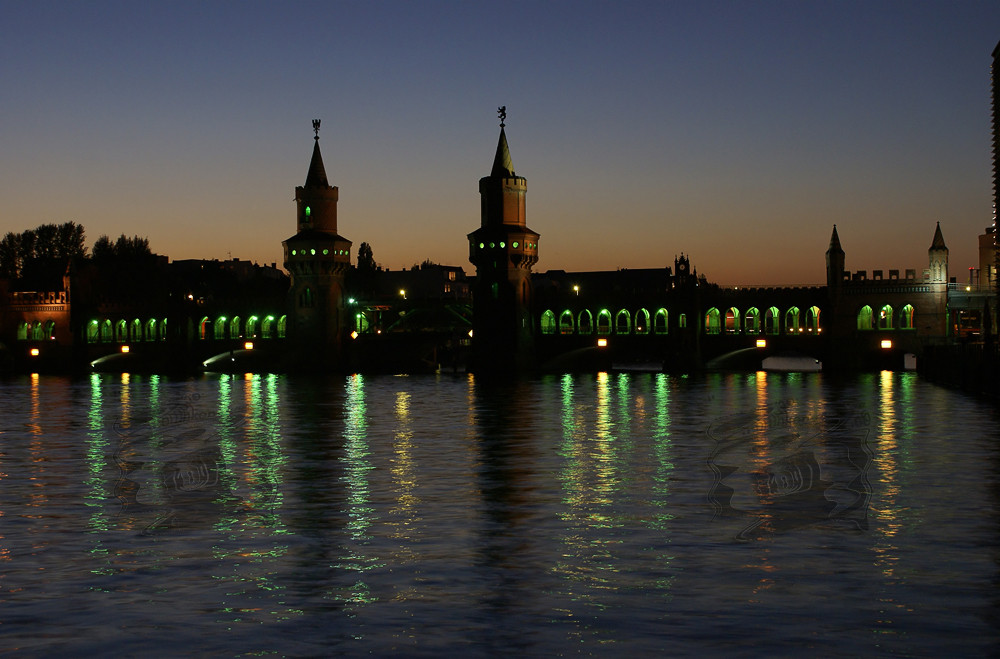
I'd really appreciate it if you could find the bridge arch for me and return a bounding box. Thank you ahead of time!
[725,307,740,333]
[615,309,631,334]
[877,304,893,330]
[705,307,721,335]
[745,307,760,334]
[806,306,820,333]
[578,309,594,334]
[900,304,915,329]
[785,307,800,334]
[857,305,874,330]
[558,310,574,334]
[653,308,668,334]
[635,308,650,334]
[540,310,556,335]
[596,309,612,335]
[764,307,780,335]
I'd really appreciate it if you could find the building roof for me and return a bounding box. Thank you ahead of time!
[304,138,329,188]
[930,222,947,250]
[828,225,843,253]
[490,127,515,178]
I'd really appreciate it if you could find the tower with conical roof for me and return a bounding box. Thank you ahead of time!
[826,225,845,291]
[928,222,948,284]
[468,108,540,372]
[282,120,352,368]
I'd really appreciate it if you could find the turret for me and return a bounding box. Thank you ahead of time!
[826,225,845,291]
[928,222,948,284]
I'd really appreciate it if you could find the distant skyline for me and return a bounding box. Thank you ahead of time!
[2,2,998,285]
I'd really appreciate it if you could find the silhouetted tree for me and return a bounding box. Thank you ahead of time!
[0,221,87,279]
[357,242,376,274]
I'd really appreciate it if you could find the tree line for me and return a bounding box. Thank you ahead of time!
[0,222,151,279]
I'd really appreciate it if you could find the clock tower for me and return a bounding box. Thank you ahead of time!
[468,109,540,372]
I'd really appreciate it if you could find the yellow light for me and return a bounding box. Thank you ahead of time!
[350,331,359,340]
[29,348,39,357]
[597,338,608,347]
[468,329,474,338]
[756,339,767,348]
[881,339,892,349]
[121,345,130,353]
[244,342,254,350]
[399,289,406,298]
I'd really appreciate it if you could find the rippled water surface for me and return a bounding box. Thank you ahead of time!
[0,371,997,656]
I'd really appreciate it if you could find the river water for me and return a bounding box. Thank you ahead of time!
[0,371,997,656]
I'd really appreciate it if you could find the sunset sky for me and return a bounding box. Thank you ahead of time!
[2,1,998,285]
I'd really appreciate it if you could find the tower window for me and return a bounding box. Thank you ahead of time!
[305,206,311,218]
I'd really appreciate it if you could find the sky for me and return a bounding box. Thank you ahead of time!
[2,1,998,285]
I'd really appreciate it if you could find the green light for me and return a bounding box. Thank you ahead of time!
[479,242,484,249]
[310,249,316,255]
[489,242,495,248]
[305,206,311,217]
[512,242,518,248]
[323,249,329,255]
[500,242,505,248]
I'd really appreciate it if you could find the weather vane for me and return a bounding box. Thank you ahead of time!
[497,106,506,128]
[312,119,321,140]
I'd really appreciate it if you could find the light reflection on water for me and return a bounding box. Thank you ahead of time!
[0,371,996,656]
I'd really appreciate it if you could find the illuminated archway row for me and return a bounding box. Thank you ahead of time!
[539,308,679,336]
[15,320,56,341]
[85,318,169,343]
[856,304,916,330]
[703,305,822,335]
[196,314,287,340]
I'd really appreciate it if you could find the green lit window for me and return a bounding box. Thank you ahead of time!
[597,310,612,335]
[489,242,495,248]
[653,308,668,334]
[291,249,297,256]
[578,309,594,334]
[310,249,316,255]
[704,308,721,335]
[900,304,915,329]
[500,242,505,248]
[857,305,874,331]
[479,242,484,249]
[540,310,557,335]
[512,242,519,248]
[559,310,574,334]
[323,249,329,255]
[764,307,779,335]
[725,307,740,333]
[305,206,311,217]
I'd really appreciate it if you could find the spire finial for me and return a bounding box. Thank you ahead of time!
[312,119,321,140]
[497,106,506,128]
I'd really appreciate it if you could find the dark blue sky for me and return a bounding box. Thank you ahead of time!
[2,1,998,284]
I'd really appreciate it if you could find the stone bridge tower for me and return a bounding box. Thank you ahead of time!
[468,110,540,372]
[282,121,352,369]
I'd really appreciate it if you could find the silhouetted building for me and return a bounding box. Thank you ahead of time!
[468,119,540,372]
[282,121,352,369]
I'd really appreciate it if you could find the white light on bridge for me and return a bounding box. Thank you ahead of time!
[121,345,130,353]
[756,339,767,348]
[597,338,608,348]
[881,339,892,349]
[244,342,254,350]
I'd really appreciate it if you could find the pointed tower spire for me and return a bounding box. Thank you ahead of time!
[930,221,947,250]
[304,119,329,188]
[491,128,515,178]
[828,224,843,253]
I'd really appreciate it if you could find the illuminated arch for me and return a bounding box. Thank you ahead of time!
[764,307,780,335]
[130,318,142,342]
[159,318,167,341]
[635,308,650,334]
[745,307,760,334]
[596,309,612,335]
[540,310,557,335]
[115,320,127,342]
[214,317,227,340]
[900,304,915,330]
[615,309,631,334]
[559,310,574,334]
[705,307,721,335]
[785,307,800,334]
[86,320,99,343]
[230,316,242,339]
[101,320,113,342]
[653,308,668,335]
[857,305,874,330]
[145,318,157,341]
[725,307,740,333]
[262,315,275,339]
[806,306,820,333]
[577,309,594,335]
[277,315,287,339]
[877,304,893,330]
[43,320,55,340]
[199,317,211,340]
[246,315,259,339]
[16,322,28,340]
